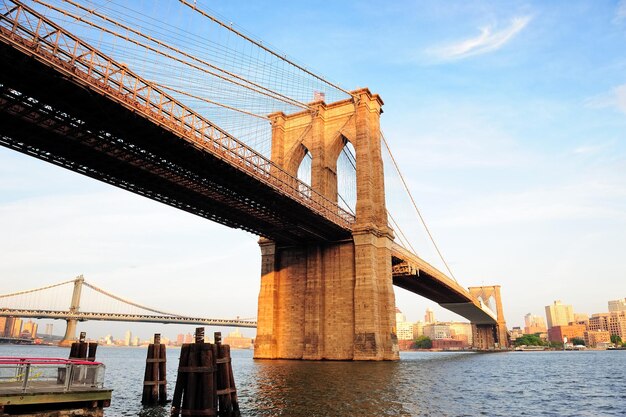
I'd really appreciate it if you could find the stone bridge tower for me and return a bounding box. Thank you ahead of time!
[254,88,399,360]
[468,285,509,349]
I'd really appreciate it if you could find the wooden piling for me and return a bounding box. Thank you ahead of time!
[142,333,168,406]
[170,328,239,417]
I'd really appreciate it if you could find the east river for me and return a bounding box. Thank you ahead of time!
[1,345,624,416]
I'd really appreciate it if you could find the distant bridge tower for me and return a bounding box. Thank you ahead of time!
[255,88,399,360]
[468,285,509,349]
[59,275,84,347]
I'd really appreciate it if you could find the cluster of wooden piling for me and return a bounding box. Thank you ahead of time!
[171,328,240,417]
[142,333,168,405]
[69,332,98,361]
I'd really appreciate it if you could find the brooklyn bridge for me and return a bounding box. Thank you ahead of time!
[0,0,509,359]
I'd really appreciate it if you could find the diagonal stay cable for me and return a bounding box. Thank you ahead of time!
[380,130,458,283]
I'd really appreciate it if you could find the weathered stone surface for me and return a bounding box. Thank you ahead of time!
[255,89,399,361]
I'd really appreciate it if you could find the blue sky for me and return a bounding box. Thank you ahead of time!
[1,0,625,339]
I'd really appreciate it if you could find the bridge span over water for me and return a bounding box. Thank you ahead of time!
[0,0,508,358]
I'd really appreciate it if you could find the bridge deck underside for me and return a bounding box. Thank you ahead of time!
[391,251,497,324]
[0,43,351,244]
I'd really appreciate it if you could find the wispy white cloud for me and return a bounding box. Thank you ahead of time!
[427,16,531,61]
[585,84,626,114]
[615,0,626,23]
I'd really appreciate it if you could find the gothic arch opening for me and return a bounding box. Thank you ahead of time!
[296,144,312,198]
[336,139,356,214]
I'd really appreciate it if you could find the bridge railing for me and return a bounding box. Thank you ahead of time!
[0,357,105,393]
[0,0,355,229]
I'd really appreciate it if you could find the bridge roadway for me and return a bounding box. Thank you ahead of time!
[0,1,498,327]
[0,309,257,328]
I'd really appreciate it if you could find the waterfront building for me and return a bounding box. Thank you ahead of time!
[545,300,574,328]
[133,336,140,346]
[424,308,435,324]
[412,321,424,339]
[591,311,626,338]
[22,320,37,339]
[608,298,626,312]
[124,330,132,346]
[510,327,524,340]
[583,330,611,348]
[223,329,253,349]
[176,333,184,345]
[449,322,472,346]
[547,323,586,343]
[184,333,193,344]
[0,317,7,336]
[45,323,53,337]
[397,321,414,341]
[423,323,451,340]
[524,313,547,334]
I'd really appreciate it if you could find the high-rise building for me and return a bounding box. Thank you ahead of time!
[395,308,406,325]
[184,333,193,344]
[592,311,626,339]
[545,300,574,328]
[608,298,626,312]
[413,321,424,339]
[45,323,53,337]
[424,308,435,324]
[22,320,38,339]
[124,330,132,346]
[0,317,7,337]
[524,313,547,334]
[176,334,184,345]
[2,318,15,337]
[10,318,22,338]
[395,308,414,341]
[397,321,414,341]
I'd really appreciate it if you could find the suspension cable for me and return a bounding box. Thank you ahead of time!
[82,281,183,317]
[380,130,458,283]
[58,0,311,110]
[155,82,269,120]
[387,210,417,254]
[34,0,310,110]
[178,0,355,99]
[0,279,75,299]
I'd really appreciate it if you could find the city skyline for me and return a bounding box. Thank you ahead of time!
[1,0,625,332]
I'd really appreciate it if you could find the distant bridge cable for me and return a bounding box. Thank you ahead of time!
[0,279,74,299]
[81,281,184,317]
[380,131,458,283]
[178,0,355,100]
[35,0,310,110]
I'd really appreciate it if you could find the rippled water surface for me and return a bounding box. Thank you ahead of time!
[1,345,624,416]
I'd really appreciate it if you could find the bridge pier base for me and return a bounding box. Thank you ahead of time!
[254,235,398,361]
[59,319,78,347]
